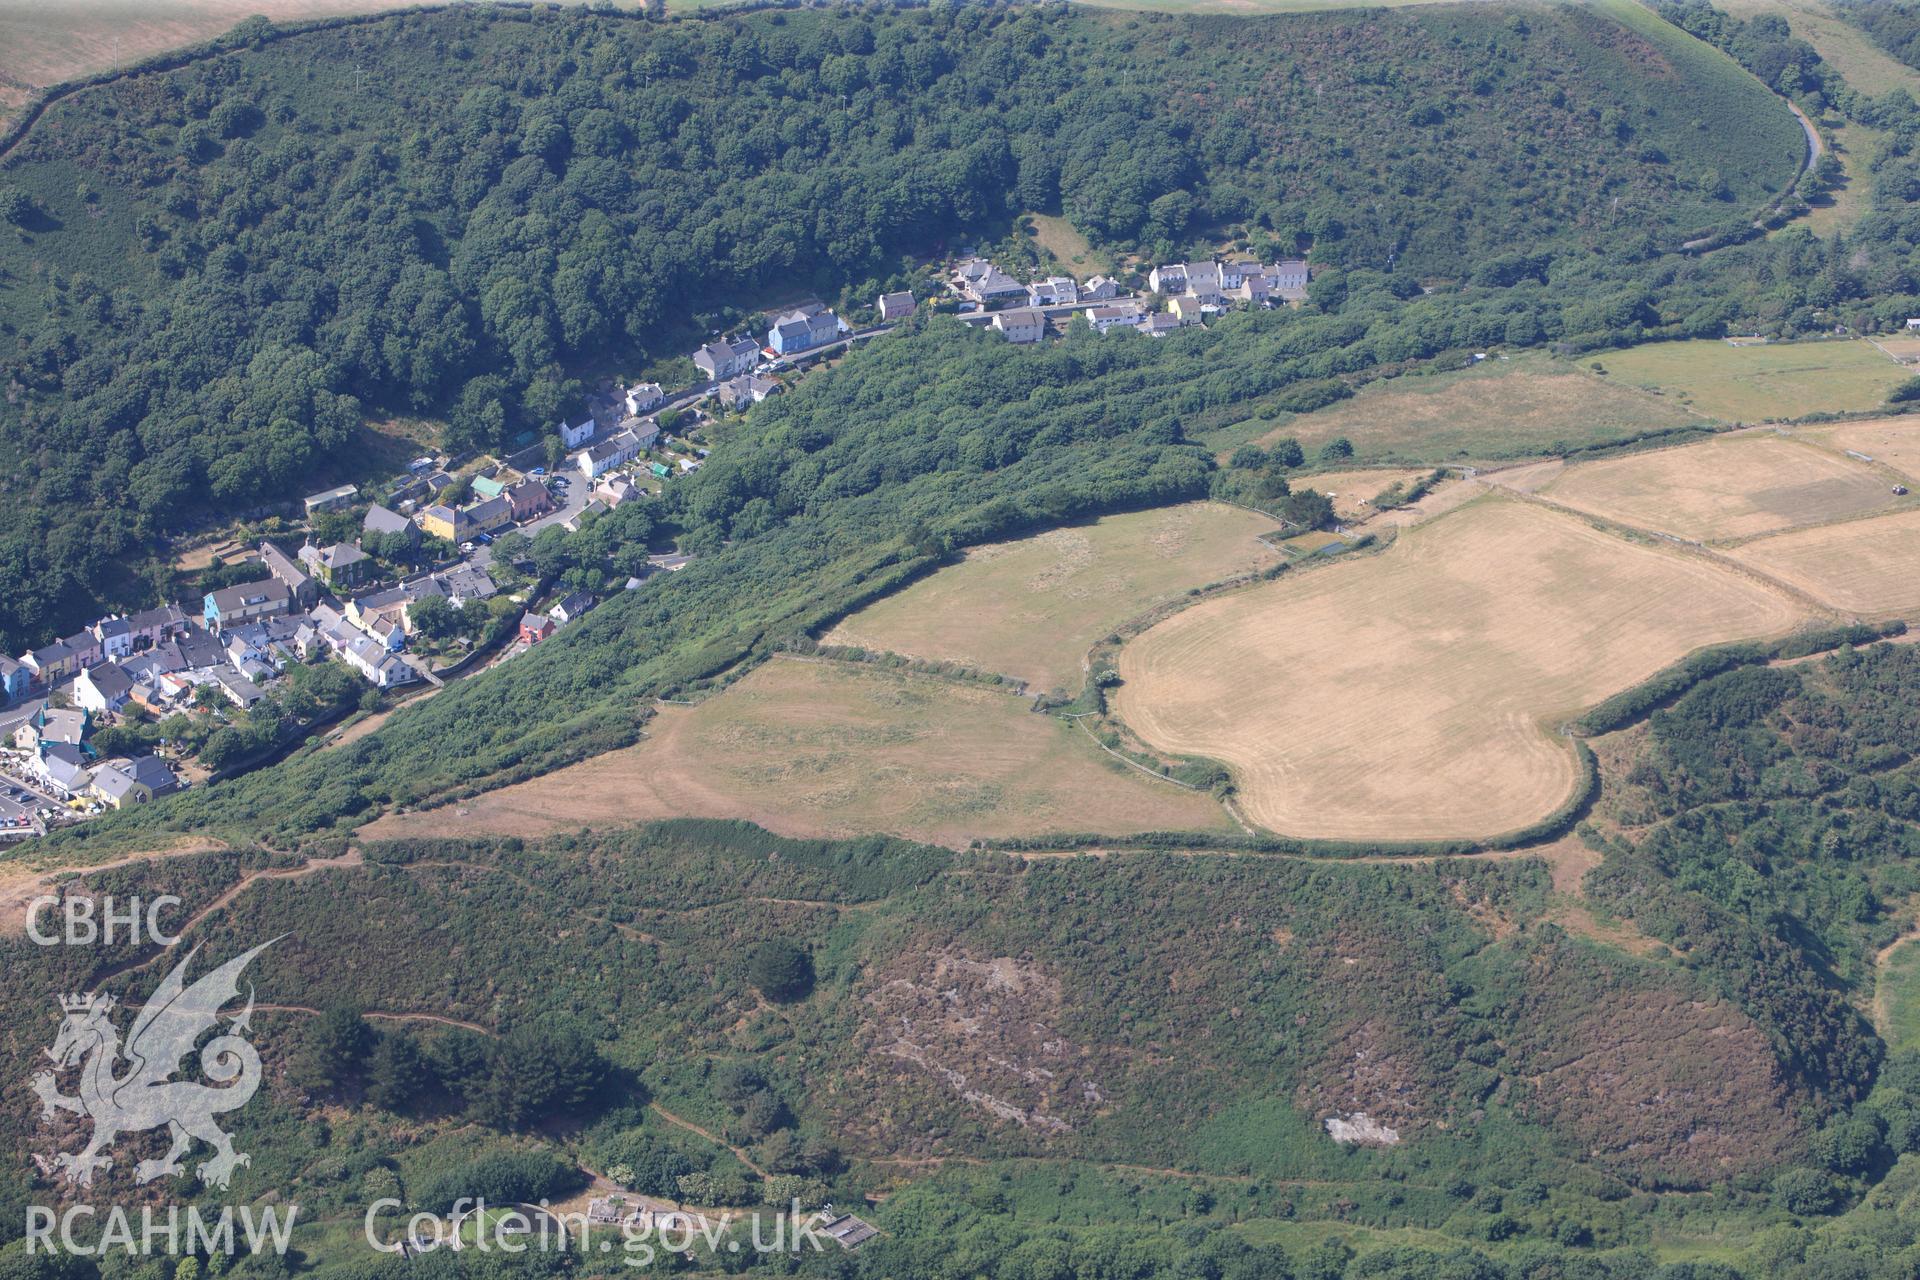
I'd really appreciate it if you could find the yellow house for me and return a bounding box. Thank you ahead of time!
[418,505,460,542]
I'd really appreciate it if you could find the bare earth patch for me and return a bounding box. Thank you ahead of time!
[1536,433,1904,543]
[1729,508,1920,619]
[361,659,1230,848]
[826,502,1278,696]
[853,949,1107,1146]
[1113,498,1810,840]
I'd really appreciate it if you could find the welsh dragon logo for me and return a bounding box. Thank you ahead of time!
[33,940,276,1191]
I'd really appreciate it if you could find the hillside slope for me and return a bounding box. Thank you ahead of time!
[0,0,1802,648]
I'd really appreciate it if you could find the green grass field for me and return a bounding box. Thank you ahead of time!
[1217,353,1703,464]
[1882,937,1920,1053]
[1592,339,1911,422]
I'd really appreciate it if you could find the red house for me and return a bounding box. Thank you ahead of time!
[519,612,556,645]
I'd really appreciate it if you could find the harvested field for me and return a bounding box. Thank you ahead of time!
[825,503,1278,696]
[1535,433,1901,543]
[1729,508,1920,619]
[1247,356,1699,464]
[1593,339,1909,422]
[361,659,1231,848]
[1803,417,1920,485]
[0,0,420,118]
[1113,498,1811,840]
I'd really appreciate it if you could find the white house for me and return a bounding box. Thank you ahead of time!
[578,428,643,479]
[624,382,664,416]
[1082,276,1121,301]
[991,309,1046,344]
[1027,276,1078,308]
[74,663,134,715]
[1086,303,1146,335]
[558,415,597,450]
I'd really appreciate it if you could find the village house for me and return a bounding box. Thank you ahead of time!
[504,478,554,523]
[1086,303,1146,335]
[59,629,104,671]
[416,505,461,543]
[1027,276,1078,308]
[464,495,514,536]
[0,655,27,702]
[627,416,662,452]
[88,756,178,810]
[31,743,93,799]
[1268,259,1311,298]
[92,617,133,661]
[363,503,421,552]
[1168,295,1209,325]
[302,484,358,517]
[1082,275,1121,301]
[1147,263,1189,295]
[558,415,597,450]
[74,663,134,715]
[768,305,844,356]
[1144,311,1184,337]
[954,257,1027,306]
[19,640,74,687]
[14,706,88,752]
[991,308,1047,344]
[471,473,509,501]
[204,579,293,631]
[259,540,320,609]
[624,381,665,416]
[719,373,780,410]
[213,667,264,709]
[125,604,191,650]
[518,612,556,645]
[593,474,639,509]
[221,615,304,671]
[578,428,643,479]
[343,635,418,688]
[435,564,497,607]
[300,541,372,590]
[692,335,760,382]
[549,591,596,625]
[877,290,916,322]
[565,499,610,531]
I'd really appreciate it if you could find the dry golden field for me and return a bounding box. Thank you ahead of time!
[1803,417,1920,485]
[1729,509,1920,620]
[1535,433,1903,543]
[824,503,1278,696]
[1112,498,1812,840]
[362,658,1230,848]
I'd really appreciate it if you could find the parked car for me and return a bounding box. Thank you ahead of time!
[531,467,546,476]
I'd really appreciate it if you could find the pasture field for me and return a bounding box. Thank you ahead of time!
[362,659,1231,848]
[1804,416,1920,484]
[1592,339,1909,422]
[1244,355,1701,464]
[1729,508,1920,619]
[1023,213,1111,275]
[1881,936,1920,1053]
[824,502,1278,696]
[1112,498,1811,840]
[1534,433,1903,543]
